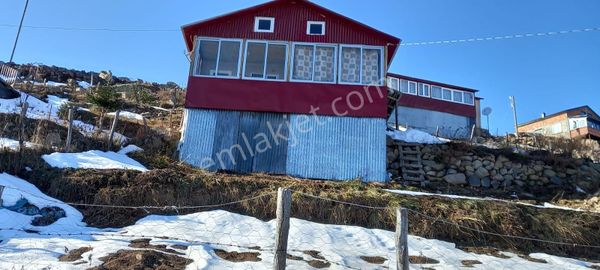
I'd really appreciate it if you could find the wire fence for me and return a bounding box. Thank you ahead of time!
[0,185,599,269]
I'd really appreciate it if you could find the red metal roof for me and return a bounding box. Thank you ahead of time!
[181,0,401,64]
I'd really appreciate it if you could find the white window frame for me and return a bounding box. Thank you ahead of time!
[387,77,400,91]
[463,92,475,105]
[452,90,464,103]
[338,44,385,86]
[442,88,453,101]
[408,81,417,95]
[290,42,338,84]
[254,17,275,33]
[242,40,289,82]
[193,37,243,79]
[307,21,326,35]
[418,83,431,97]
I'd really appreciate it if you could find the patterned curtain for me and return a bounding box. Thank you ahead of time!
[314,46,335,82]
[292,45,314,81]
[362,49,381,85]
[341,47,361,83]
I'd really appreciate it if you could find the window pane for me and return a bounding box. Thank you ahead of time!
[258,20,272,31]
[314,46,335,82]
[443,89,452,100]
[217,41,240,77]
[388,78,399,90]
[341,47,361,83]
[362,49,381,85]
[453,91,463,102]
[244,42,266,78]
[292,45,314,81]
[431,86,442,98]
[400,79,409,93]
[196,40,219,76]
[309,24,323,35]
[464,92,474,104]
[408,81,417,94]
[265,44,287,80]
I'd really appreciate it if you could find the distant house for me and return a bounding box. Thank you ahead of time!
[387,74,482,139]
[178,0,401,182]
[518,106,600,140]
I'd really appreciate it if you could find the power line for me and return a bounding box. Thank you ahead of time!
[401,27,600,46]
[0,24,178,33]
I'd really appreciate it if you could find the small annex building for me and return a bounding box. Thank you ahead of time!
[518,106,600,140]
[178,0,401,182]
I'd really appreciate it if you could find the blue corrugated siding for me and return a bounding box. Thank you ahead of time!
[286,115,387,182]
[179,109,217,169]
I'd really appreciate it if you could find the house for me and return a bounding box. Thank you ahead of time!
[178,0,400,182]
[518,106,600,140]
[387,73,482,139]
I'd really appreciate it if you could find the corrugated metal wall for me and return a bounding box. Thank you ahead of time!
[286,115,387,182]
[180,108,387,182]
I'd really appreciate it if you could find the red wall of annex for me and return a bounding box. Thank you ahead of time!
[398,94,476,118]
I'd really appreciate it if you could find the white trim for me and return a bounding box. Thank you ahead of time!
[242,40,288,82]
[418,83,431,97]
[338,44,384,86]
[387,77,400,91]
[193,37,243,79]
[290,42,338,84]
[408,81,417,95]
[307,21,326,35]
[254,17,275,33]
[452,90,464,103]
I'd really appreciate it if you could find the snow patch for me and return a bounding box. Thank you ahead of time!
[118,145,144,155]
[387,127,447,144]
[108,111,144,121]
[42,150,148,172]
[0,138,39,151]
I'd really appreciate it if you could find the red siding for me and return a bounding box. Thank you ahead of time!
[398,94,476,118]
[185,76,388,118]
[182,0,399,62]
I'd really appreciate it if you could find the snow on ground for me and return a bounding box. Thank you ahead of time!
[385,189,600,214]
[77,81,91,89]
[107,110,144,121]
[0,173,597,270]
[151,106,172,112]
[387,126,448,144]
[0,138,39,151]
[117,144,144,155]
[0,91,127,143]
[42,150,148,172]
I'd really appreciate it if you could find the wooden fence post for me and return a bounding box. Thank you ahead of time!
[273,188,292,270]
[470,124,476,142]
[16,102,29,173]
[0,185,5,207]
[396,207,409,270]
[65,107,74,152]
[107,110,120,150]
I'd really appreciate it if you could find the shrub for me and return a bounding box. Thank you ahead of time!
[86,86,122,112]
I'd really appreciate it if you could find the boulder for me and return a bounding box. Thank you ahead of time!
[543,169,557,178]
[481,177,491,188]
[550,176,563,185]
[475,167,490,178]
[468,175,481,187]
[444,173,467,185]
[473,160,483,169]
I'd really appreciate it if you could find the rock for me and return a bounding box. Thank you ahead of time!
[500,168,508,175]
[475,167,490,178]
[481,177,491,188]
[529,175,539,181]
[566,169,578,175]
[468,175,481,187]
[473,160,483,169]
[543,169,557,178]
[465,165,474,172]
[461,156,473,162]
[426,171,437,176]
[504,175,514,181]
[492,175,504,181]
[444,173,467,185]
[448,169,458,175]
[550,176,563,185]
[515,180,526,187]
[32,207,66,226]
[491,180,500,189]
[533,165,544,172]
[503,179,512,188]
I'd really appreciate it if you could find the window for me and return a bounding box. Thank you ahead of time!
[408,81,417,95]
[254,17,275,33]
[194,38,242,78]
[307,21,325,35]
[452,90,463,103]
[243,41,288,81]
[387,77,399,91]
[431,86,442,99]
[418,83,430,97]
[339,45,384,85]
[291,43,337,83]
[464,92,474,105]
[399,79,409,93]
[442,88,452,100]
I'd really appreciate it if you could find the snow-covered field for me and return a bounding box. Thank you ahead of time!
[0,91,127,143]
[0,173,597,270]
[42,149,148,172]
[0,138,39,151]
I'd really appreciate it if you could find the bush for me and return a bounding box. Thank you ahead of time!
[87,86,122,112]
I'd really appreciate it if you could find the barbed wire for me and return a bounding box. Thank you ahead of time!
[0,184,275,210]
[401,27,600,46]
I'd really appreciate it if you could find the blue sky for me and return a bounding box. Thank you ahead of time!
[1,0,599,135]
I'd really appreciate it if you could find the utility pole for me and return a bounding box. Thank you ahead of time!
[509,96,519,139]
[9,0,30,63]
